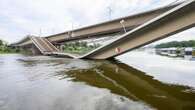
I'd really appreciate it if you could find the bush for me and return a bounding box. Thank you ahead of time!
[155,40,195,48]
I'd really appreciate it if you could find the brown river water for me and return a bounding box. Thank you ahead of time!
[0,51,195,110]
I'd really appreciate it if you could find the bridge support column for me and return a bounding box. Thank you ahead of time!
[60,45,65,51]
[31,45,41,55]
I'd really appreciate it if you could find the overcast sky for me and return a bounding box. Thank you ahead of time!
[0,0,194,44]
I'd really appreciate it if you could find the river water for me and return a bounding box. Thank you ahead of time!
[0,52,195,110]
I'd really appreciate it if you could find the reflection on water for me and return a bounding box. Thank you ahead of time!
[0,53,195,110]
[117,51,195,87]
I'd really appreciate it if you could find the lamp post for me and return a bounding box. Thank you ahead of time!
[107,7,113,20]
[68,22,74,38]
[39,28,42,37]
[120,19,126,33]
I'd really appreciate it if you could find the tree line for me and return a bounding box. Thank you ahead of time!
[0,39,19,53]
[155,40,195,48]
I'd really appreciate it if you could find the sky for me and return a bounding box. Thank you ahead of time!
[0,0,194,44]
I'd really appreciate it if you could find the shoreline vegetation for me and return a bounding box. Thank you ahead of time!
[0,39,20,54]
[155,40,195,48]
[0,39,101,55]
[154,40,195,58]
[62,41,101,55]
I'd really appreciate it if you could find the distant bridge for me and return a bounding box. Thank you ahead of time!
[12,0,195,59]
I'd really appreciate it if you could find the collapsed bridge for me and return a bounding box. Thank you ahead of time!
[12,0,195,60]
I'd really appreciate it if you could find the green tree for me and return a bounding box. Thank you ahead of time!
[155,40,195,48]
[0,39,3,46]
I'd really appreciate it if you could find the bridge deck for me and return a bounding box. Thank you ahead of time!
[13,3,179,47]
[30,36,80,58]
[30,37,59,55]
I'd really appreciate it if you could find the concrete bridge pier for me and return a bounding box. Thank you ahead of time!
[53,43,65,52]
[30,45,41,55]
[17,45,40,55]
[60,45,65,52]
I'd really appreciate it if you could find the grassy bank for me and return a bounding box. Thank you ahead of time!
[0,39,20,54]
[62,41,101,55]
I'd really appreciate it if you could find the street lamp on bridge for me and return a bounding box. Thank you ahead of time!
[120,19,127,33]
